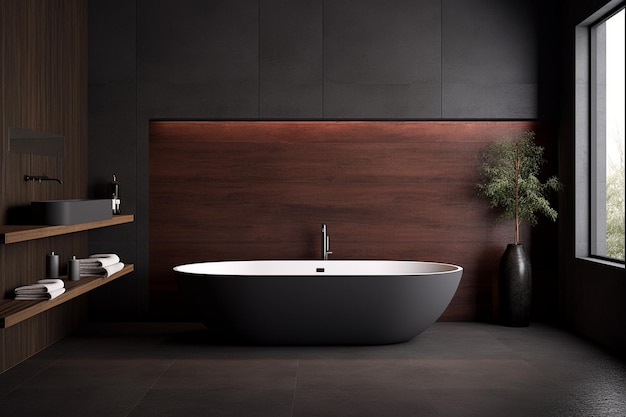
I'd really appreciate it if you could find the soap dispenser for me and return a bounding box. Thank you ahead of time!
[68,256,80,281]
[109,174,121,215]
[46,252,59,278]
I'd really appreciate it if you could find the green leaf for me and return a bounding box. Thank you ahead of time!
[477,130,563,241]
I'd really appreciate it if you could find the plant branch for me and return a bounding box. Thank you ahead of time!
[477,130,562,245]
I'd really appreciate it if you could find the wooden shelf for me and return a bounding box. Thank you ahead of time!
[0,215,135,328]
[0,214,134,244]
[0,264,134,328]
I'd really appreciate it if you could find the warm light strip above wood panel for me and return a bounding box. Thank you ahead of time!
[149,120,543,144]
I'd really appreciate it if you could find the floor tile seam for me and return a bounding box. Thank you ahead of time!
[407,357,534,368]
[123,357,177,417]
[521,358,593,390]
[140,387,301,394]
[0,356,63,399]
[290,356,300,417]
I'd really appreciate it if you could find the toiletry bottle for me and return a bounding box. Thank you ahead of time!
[46,252,59,278]
[68,256,80,281]
[109,174,121,214]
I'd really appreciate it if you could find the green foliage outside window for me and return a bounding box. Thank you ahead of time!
[606,147,625,260]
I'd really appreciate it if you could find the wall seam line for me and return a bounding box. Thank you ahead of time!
[321,0,325,119]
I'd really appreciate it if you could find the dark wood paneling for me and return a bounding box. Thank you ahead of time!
[0,2,4,224]
[3,298,87,371]
[149,121,554,321]
[0,0,88,373]
[2,0,87,210]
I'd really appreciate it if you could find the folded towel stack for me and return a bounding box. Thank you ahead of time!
[79,254,124,278]
[15,279,66,300]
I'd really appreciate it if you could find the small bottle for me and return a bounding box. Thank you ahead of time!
[68,256,80,281]
[109,174,121,215]
[46,252,59,278]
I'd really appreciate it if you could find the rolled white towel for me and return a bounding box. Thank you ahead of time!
[15,287,66,300]
[80,265,107,273]
[80,262,124,278]
[15,279,65,295]
[79,254,120,268]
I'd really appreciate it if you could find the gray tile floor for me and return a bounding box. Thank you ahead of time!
[1,322,625,416]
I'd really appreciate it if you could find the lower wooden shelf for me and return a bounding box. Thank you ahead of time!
[0,264,134,328]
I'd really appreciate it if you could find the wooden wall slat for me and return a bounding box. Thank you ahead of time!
[149,121,555,321]
[0,0,88,373]
[2,298,87,371]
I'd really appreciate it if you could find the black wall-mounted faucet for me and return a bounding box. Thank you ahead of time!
[24,175,63,184]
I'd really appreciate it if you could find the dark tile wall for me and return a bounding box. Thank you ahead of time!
[260,0,323,118]
[323,0,442,118]
[87,0,140,318]
[442,0,539,118]
[88,0,559,320]
[138,0,260,119]
[557,0,626,352]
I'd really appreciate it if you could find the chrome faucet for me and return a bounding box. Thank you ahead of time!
[321,224,333,260]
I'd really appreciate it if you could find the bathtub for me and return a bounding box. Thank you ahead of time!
[173,260,462,345]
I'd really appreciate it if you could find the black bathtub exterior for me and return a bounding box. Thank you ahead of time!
[174,260,462,345]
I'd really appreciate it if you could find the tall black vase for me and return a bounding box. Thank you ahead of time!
[498,244,531,327]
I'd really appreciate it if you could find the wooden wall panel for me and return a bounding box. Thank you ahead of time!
[149,121,557,321]
[2,236,89,300]
[2,297,87,371]
[1,0,87,216]
[0,0,88,373]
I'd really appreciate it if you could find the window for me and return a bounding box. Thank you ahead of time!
[577,4,625,263]
[592,8,625,261]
